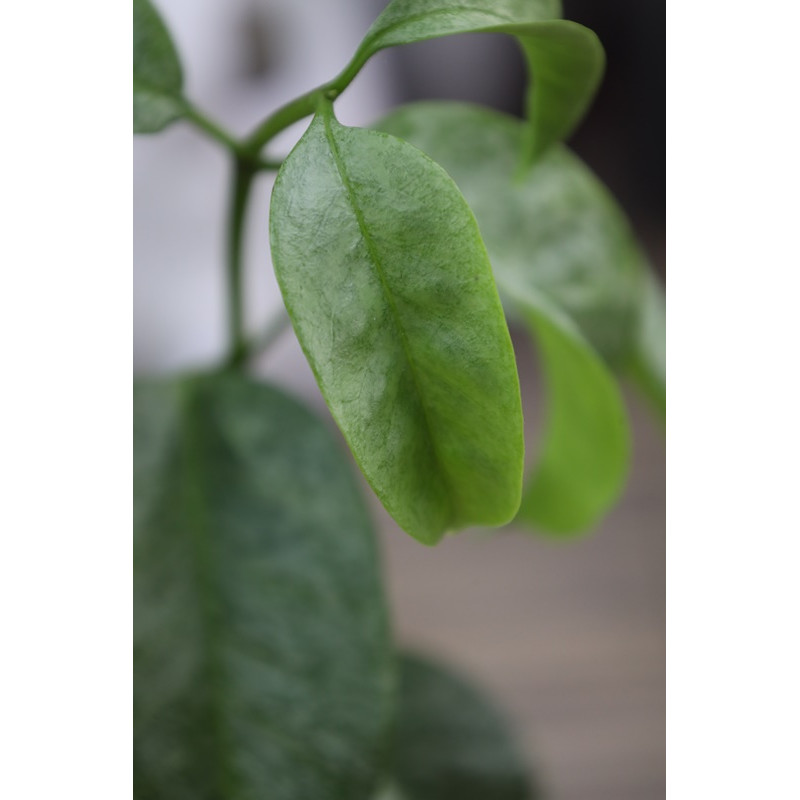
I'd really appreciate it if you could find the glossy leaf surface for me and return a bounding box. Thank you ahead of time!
[391,653,536,799]
[134,374,393,799]
[377,102,641,363]
[344,1,602,163]
[378,103,632,534]
[269,109,524,545]
[133,0,186,133]
[628,270,666,424]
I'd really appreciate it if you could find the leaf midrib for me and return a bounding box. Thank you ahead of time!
[175,382,347,790]
[177,381,233,797]
[321,114,455,529]
[366,5,518,50]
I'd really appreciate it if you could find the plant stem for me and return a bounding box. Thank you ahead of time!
[183,103,244,154]
[242,86,327,157]
[241,54,365,156]
[225,158,256,369]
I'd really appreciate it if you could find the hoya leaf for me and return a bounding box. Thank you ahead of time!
[133,374,393,800]
[516,295,630,535]
[391,653,537,800]
[376,102,641,363]
[343,1,603,163]
[628,269,666,424]
[269,107,524,545]
[133,0,186,133]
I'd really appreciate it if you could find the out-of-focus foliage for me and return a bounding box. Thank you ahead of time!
[346,0,603,165]
[133,375,393,799]
[376,102,659,534]
[388,653,537,799]
[133,0,186,132]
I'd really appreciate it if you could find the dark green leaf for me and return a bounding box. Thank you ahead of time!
[376,102,641,362]
[377,102,632,534]
[342,1,603,163]
[133,0,186,133]
[391,653,537,800]
[133,374,393,799]
[516,295,630,534]
[269,107,524,546]
[628,270,666,424]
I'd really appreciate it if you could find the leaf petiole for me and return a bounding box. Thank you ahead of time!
[182,102,244,154]
[224,159,256,369]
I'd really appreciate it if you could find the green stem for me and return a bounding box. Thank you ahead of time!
[242,86,327,157]
[241,53,366,157]
[183,103,244,154]
[225,158,256,369]
[256,157,284,172]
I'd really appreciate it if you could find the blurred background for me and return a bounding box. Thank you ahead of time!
[133,1,665,797]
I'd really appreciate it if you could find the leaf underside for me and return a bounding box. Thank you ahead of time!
[269,109,524,545]
[134,374,393,800]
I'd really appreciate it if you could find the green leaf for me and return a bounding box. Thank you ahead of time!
[269,107,524,546]
[341,1,603,163]
[376,102,641,363]
[133,0,186,133]
[269,108,524,545]
[628,269,666,424]
[516,295,630,534]
[376,103,633,534]
[391,653,537,800]
[133,374,394,799]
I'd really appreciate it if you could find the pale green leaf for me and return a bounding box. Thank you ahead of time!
[342,1,602,163]
[133,0,185,133]
[269,107,524,545]
[377,102,634,534]
[391,653,537,799]
[133,374,393,799]
[516,295,630,534]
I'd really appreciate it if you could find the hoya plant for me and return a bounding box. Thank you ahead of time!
[133,0,665,797]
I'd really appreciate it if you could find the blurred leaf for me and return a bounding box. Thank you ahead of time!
[376,102,641,363]
[133,374,393,799]
[517,295,630,534]
[133,0,186,133]
[345,1,602,164]
[377,103,633,534]
[269,108,524,545]
[391,653,537,800]
[628,270,666,424]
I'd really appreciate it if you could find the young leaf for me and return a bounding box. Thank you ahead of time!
[390,652,537,800]
[341,1,603,164]
[133,0,186,133]
[628,269,666,424]
[376,102,641,363]
[516,295,630,534]
[377,103,633,534]
[269,107,524,546]
[134,374,394,800]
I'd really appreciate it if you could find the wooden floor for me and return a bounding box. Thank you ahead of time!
[374,330,666,800]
